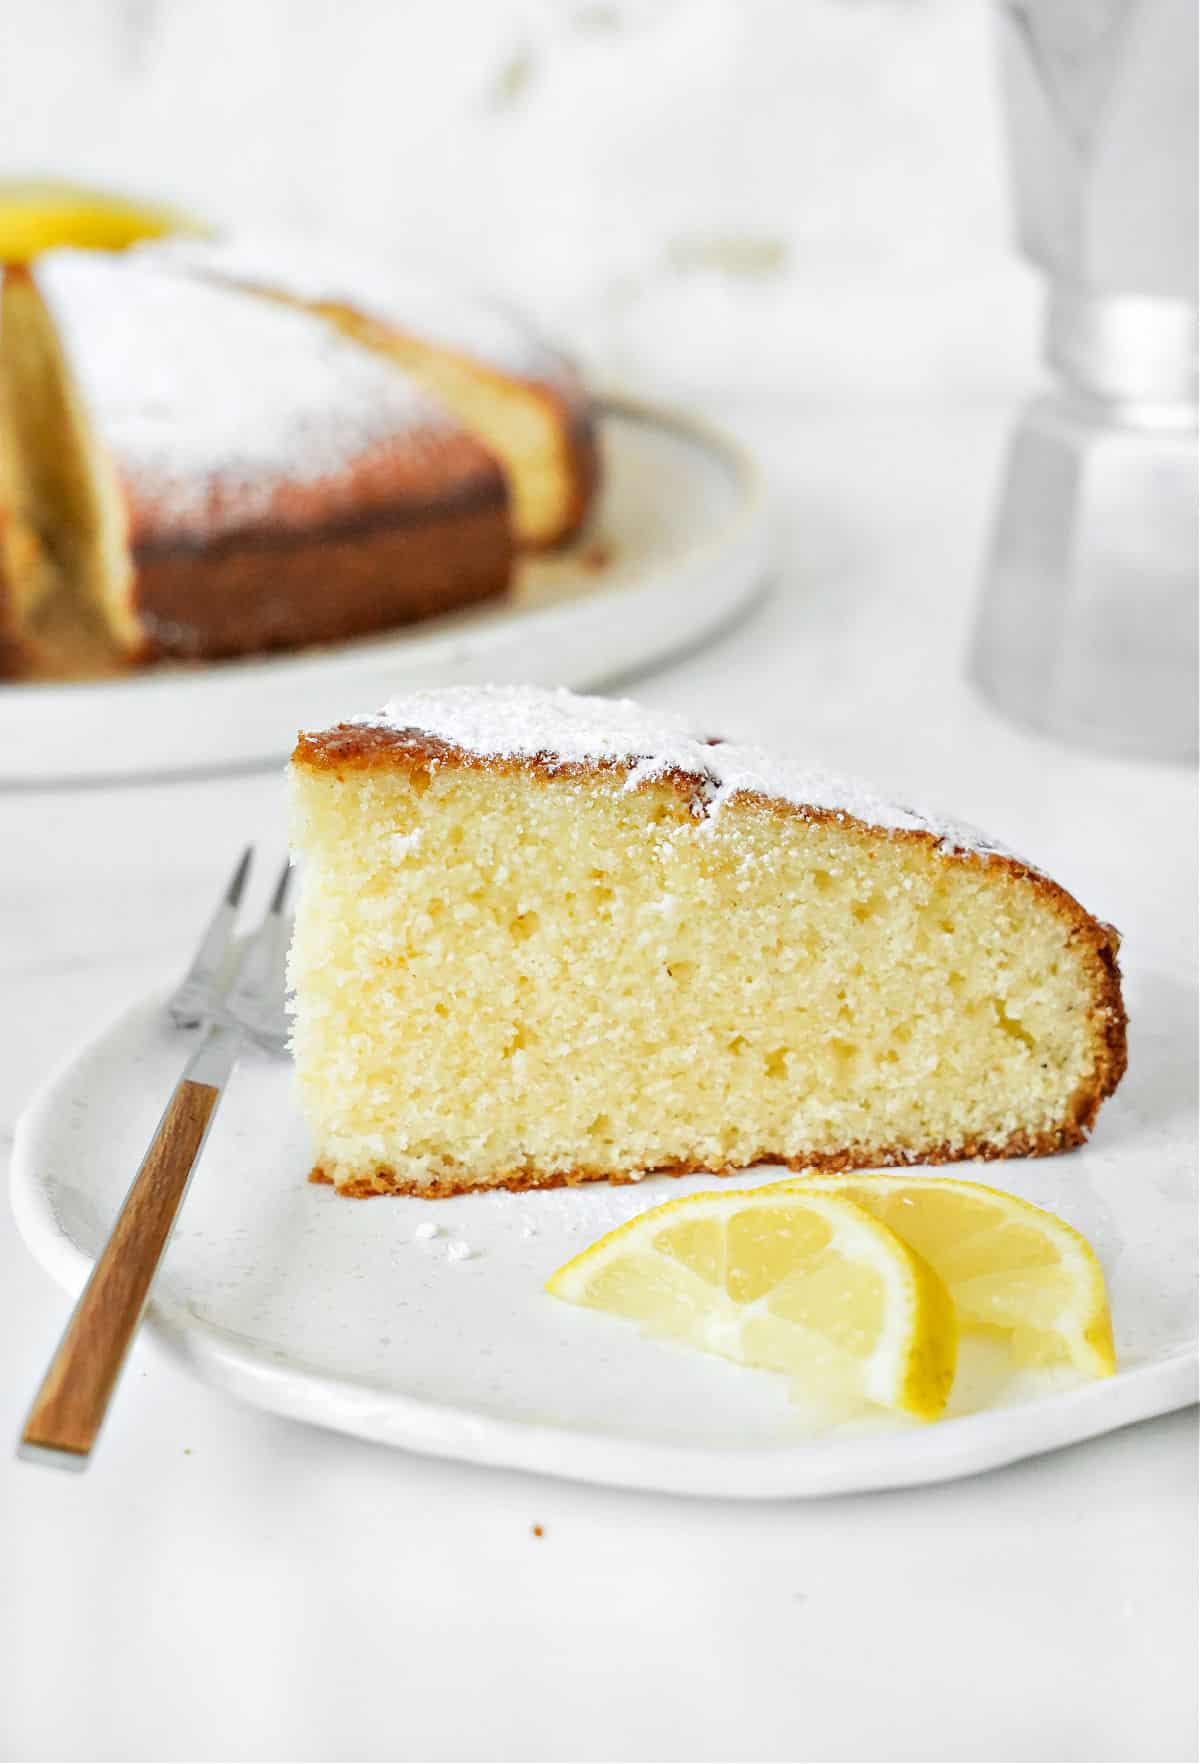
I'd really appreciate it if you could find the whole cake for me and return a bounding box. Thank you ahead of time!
[0,252,511,675]
[288,685,1127,1197]
[0,242,598,679]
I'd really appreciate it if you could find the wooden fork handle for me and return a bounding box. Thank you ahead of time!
[20,1078,220,1465]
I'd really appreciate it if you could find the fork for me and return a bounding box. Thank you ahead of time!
[19,849,292,1470]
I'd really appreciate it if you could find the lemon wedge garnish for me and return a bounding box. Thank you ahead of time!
[546,1187,958,1420]
[771,1174,1115,1379]
[0,180,204,262]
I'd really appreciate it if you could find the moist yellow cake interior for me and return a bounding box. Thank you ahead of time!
[0,270,137,676]
[289,758,1111,1194]
[309,301,575,548]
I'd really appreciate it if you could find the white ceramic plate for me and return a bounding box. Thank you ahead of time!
[12,961,1196,1498]
[0,397,768,785]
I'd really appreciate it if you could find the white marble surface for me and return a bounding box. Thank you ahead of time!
[1,3,1198,1760]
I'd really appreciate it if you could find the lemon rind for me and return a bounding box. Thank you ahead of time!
[771,1170,1116,1379]
[546,1186,958,1420]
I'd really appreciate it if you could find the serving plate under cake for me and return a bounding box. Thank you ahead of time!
[0,397,768,784]
[11,960,1196,1498]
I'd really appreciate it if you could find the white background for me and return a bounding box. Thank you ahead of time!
[1,3,1196,1760]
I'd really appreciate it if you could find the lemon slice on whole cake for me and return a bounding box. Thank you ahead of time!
[546,1187,959,1420]
[770,1174,1116,1378]
[0,179,201,261]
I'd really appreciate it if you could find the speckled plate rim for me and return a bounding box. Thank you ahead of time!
[11,987,1198,1501]
[0,395,771,786]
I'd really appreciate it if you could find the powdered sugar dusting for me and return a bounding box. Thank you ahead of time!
[37,249,452,531]
[142,232,574,386]
[346,685,1016,859]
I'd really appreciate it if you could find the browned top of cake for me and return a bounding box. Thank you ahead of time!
[137,234,602,545]
[34,249,507,550]
[125,428,506,555]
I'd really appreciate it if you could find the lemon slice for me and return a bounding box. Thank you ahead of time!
[0,180,203,261]
[771,1174,1115,1378]
[546,1188,958,1420]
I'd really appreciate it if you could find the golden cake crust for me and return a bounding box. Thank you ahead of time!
[337,304,600,550]
[129,497,510,662]
[532,369,600,548]
[120,419,508,549]
[292,721,1128,1194]
[309,1117,1110,1199]
[120,444,512,661]
[304,304,599,551]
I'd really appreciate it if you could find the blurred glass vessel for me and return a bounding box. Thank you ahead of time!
[971,0,1198,763]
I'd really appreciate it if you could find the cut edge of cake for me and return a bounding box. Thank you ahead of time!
[307,299,599,551]
[0,262,141,678]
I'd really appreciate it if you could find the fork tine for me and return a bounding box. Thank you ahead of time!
[219,859,293,1052]
[225,844,255,908]
[167,845,255,1029]
[268,857,293,917]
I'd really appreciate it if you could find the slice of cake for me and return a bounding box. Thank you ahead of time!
[0,251,513,675]
[143,232,600,549]
[288,686,1127,1197]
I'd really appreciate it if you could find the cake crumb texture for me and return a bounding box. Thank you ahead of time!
[288,689,1126,1197]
